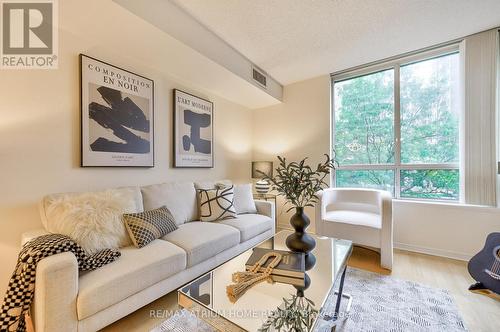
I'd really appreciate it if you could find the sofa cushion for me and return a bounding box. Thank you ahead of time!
[161,222,240,267]
[41,187,143,253]
[141,182,197,225]
[324,210,381,229]
[194,179,232,190]
[198,186,237,222]
[77,240,186,320]
[233,184,257,214]
[124,206,178,248]
[219,214,273,242]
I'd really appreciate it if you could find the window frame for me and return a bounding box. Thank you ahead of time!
[331,44,461,202]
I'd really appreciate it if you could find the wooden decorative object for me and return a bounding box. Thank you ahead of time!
[226,252,282,303]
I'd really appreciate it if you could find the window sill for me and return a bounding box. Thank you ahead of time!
[394,197,461,205]
[393,198,499,212]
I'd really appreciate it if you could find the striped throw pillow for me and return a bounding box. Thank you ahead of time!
[123,206,178,248]
[198,185,237,222]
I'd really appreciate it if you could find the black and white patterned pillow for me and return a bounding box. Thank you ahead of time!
[123,206,178,248]
[198,185,237,222]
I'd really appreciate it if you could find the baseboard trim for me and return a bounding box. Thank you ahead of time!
[278,224,472,262]
[394,242,472,261]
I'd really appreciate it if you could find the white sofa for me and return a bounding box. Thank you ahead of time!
[21,180,275,332]
[315,188,393,269]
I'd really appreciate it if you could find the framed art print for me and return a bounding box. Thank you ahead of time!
[80,54,154,167]
[173,89,214,168]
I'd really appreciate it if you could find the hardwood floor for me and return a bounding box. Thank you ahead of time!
[350,247,500,332]
[102,247,500,332]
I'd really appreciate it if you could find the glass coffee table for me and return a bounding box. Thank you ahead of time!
[178,230,353,331]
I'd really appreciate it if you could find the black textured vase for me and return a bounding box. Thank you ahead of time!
[286,207,316,270]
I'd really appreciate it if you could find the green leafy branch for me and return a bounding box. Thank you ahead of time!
[258,294,318,332]
[259,154,337,211]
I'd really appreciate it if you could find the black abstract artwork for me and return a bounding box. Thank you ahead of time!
[174,89,213,168]
[182,110,211,154]
[80,54,154,167]
[89,86,150,154]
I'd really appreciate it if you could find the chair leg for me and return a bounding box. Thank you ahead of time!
[380,247,393,270]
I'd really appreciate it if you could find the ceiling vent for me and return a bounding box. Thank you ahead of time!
[252,66,267,89]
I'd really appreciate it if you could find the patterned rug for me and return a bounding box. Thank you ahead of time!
[151,310,215,332]
[316,268,467,332]
[151,268,467,332]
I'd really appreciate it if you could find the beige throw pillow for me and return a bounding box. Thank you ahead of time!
[194,179,232,190]
[233,184,257,214]
[124,206,178,248]
[198,185,237,222]
[140,182,197,225]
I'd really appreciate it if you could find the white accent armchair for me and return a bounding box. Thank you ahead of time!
[315,188,393,269]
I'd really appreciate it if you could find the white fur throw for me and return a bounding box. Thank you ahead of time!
[44,188,143,254]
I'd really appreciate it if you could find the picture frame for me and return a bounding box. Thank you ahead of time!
[173,89,214,168]
[80,54,154,167]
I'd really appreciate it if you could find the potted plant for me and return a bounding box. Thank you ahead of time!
[260,154,336,270]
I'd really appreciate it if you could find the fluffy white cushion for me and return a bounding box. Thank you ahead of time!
[233,184,257,214]
[43,187,143,254]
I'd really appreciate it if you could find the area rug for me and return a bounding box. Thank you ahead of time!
[150,309,215,332]
[315,268,467,332]
[151,268,467,332]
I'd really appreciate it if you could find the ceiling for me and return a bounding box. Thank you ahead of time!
[171,0,500,85]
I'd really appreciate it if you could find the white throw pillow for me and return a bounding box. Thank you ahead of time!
[141,182,197,225]
[198,186,237,222]
[43,187,143,254]
[194,179,232,190]
[233,184,257,214]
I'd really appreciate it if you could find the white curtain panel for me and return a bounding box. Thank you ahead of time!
[462,29,499,206]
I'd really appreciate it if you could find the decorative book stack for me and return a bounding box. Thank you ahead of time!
[245,248,305,287]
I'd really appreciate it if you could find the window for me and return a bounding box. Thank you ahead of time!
[332,50,460,201]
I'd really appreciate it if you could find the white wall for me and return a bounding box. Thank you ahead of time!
[253,75,500,261]
[0,0,253,299]
[252,75,331,232]
[393,200,500,260]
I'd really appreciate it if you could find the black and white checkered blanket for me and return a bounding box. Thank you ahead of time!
[0,234,121,332]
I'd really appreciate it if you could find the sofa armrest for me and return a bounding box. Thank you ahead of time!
[314,190,331,235]
[254,200,275,233]
[21,229,50,246]
[33,252,79,332]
